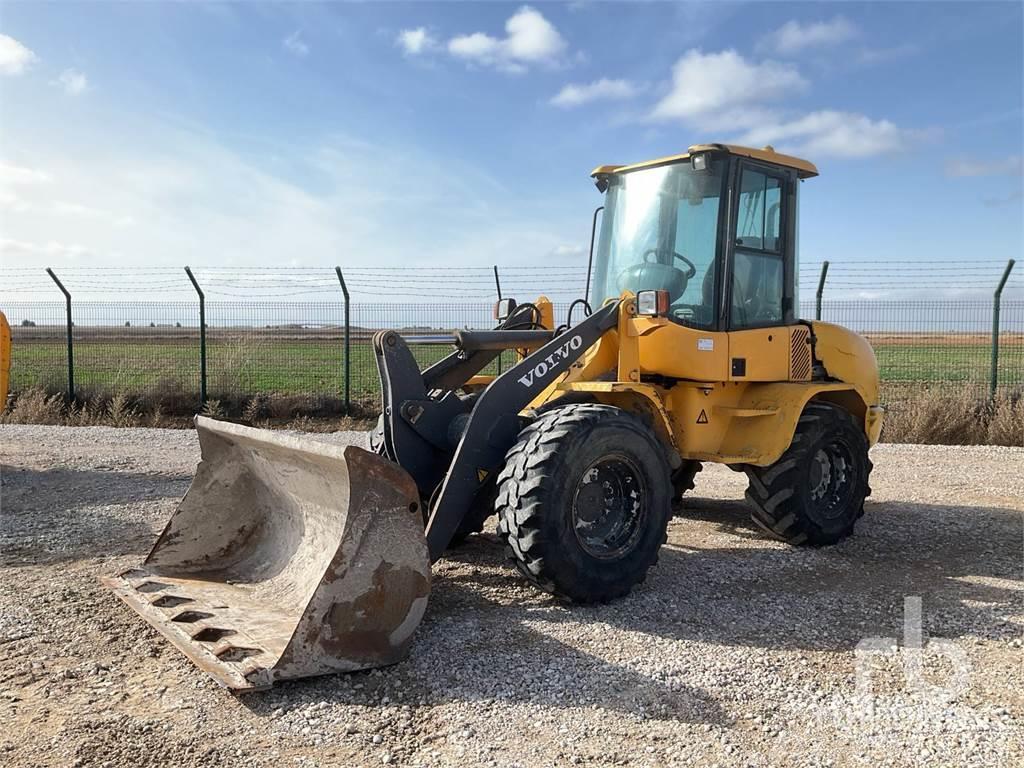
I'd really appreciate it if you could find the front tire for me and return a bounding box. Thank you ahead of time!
[495,403,672,603]
[744,402,871,545]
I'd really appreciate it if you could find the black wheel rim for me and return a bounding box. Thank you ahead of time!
[808,438,856,520]
[571,454,647,559]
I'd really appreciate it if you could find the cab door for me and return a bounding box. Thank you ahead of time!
[726,163,800,382]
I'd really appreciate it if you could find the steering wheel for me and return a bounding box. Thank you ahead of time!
[616,249,696,302]
[643,248,696,279]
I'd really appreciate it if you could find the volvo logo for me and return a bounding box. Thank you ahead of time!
[517,335,584,388]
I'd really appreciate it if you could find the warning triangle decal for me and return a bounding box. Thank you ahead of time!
[696,409,709,424]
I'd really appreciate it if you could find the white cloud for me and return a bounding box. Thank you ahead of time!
[0,127,581,301]
[550,244,586,258]
[283,31,309,57]
[54,68,89,95]
[396,27,437,56]
[982,189,1024,208]
[449,32,502,60]
[649,50,805,126]
[856,43,919,65]
[550,78,637,108]
[0,161,51,186]
[735,111,907,158]
[0,237,94,261]
[759,17,857,55]
[447,6,567,71]
[0,33,38,75]
[642,48,914,159]
[945,155,1023,178]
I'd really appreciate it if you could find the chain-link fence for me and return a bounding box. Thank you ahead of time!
[5,296,1022,416]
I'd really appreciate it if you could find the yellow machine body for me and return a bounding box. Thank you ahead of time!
[518,294,882,468]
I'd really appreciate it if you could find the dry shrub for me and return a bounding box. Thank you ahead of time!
[66,400,102,427]
[242,394,270,424]
[201,399,225,419]
[882,390,1023,446]
[148,405,169,429]
[107,393,142,427]
[1,388,65,425]
[987,391,1024,446]
[139,378,199,416]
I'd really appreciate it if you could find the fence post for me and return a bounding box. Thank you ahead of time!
[335,266,351,415]
[493,265,502,374]
[990,258,1016,400]
[46,267,74,402]
[184,266,207,406]
[815,261,830,321]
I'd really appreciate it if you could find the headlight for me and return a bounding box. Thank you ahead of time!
[636,290,669,317]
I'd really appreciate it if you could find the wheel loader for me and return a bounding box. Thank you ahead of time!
[104,143,883,691]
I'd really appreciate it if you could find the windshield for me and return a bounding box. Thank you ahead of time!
[589,158,726,329]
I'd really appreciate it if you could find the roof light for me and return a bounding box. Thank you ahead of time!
[691,152,708,172]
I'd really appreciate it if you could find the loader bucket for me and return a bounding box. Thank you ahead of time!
[102,417,430,692]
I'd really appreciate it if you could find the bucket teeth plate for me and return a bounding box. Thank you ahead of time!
[102,417,431,692]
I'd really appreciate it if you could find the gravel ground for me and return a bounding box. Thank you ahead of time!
[0,425,1022,767]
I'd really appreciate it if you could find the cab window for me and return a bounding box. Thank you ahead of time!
[731,167,786,328]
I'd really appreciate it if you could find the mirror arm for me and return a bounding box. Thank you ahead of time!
[584,205,604,302]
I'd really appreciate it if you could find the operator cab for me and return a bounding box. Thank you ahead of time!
[588,143,817,331]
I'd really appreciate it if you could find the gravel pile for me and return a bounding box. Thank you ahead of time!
[1,425,1021,767]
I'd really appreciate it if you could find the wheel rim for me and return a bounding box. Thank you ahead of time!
[571,455,647,559]
[808,439,855,520]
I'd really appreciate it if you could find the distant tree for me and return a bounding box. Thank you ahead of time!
[149,322,156,327]
[175,322,182,328]
[21,319,36,327]
[125,321,131,327]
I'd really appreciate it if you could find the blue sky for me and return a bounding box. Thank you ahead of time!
[0,1,1021,300]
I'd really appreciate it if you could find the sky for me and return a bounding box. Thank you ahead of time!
[0,1,1022,302]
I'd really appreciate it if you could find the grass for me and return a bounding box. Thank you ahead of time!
[11,335,1023,397]
[5,332,1022,445]
[7,337,514,409]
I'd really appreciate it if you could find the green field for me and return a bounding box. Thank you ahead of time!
[9,334,1023,408]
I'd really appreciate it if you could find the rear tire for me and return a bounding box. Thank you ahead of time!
[495,403,672,603]
[744,402,871,545]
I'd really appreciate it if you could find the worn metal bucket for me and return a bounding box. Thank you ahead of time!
[102,417,430,692]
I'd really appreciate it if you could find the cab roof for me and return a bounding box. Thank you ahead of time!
[591,143,819,180]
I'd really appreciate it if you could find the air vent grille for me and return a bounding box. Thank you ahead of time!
[790,327,812,380]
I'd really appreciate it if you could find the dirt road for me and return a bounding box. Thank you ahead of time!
[1,425,1021,767]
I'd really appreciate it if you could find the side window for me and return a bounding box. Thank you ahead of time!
[736,170,782,253]
[731,252,784,326]
[672,194,720,328]
[732,167,786,328]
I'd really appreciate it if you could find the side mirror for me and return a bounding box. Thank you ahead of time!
[494,298,517,321]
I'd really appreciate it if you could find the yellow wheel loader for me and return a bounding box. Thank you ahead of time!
[105,144,883,691]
